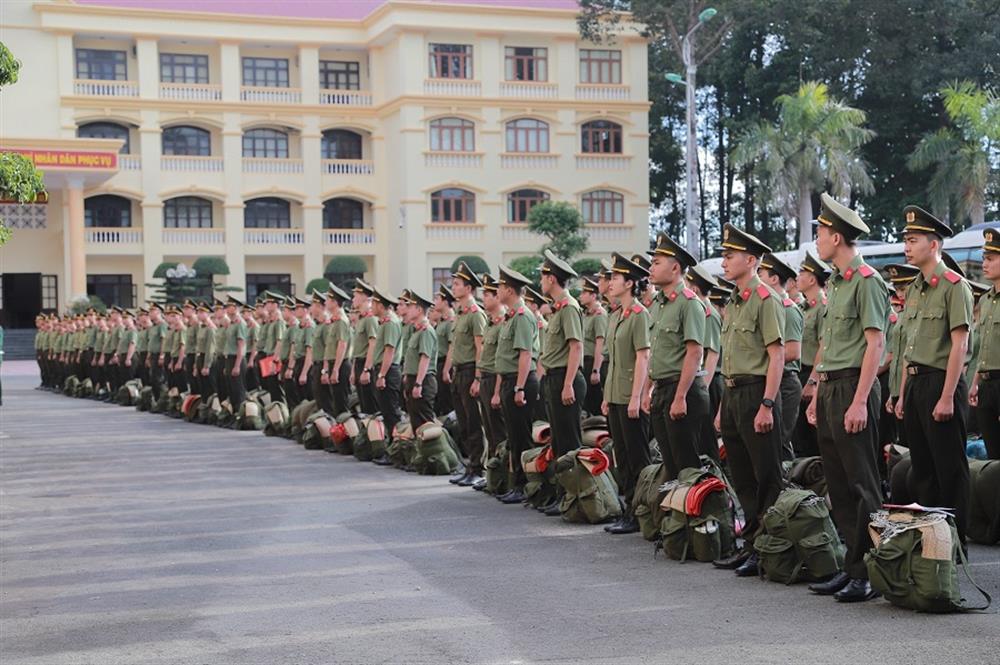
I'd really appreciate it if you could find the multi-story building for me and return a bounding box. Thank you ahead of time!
[0,0,649,327]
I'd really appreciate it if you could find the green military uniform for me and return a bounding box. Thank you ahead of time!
[352,304,379,414]
[279,309,301,408]
[323,294,353,415]
[477,288,507,458]
[974,229,1000,459]
[372,289,404,439]
[761,253,804,464]
[403,294,438,430]
[224,305,249,407]
[581,278,608,416]
[433,306,455,417]
[448,265,488,478]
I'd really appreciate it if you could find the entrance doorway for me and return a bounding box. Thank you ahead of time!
[0,273,45,328]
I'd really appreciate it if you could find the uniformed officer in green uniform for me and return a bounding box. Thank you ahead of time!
[114,310,138,396]
[434,285,457,417]
[495,265,540,505]
[180,300,197,392]
[293,296,315,401]
[351,279,379,415]
[883,264,920,449]
[970,226,1000,459]
[801,194,887,602]
[258,292,284,403]
[712,224,785,575]
[308,289,333,415]
[372,286,404,448]
[212,301,230,404]
[222,296,248,407]
[685,264,722,461]
[402,291,439,429]
[603,252,652,534]
[794,251,831,457]
[644,234,709,480]
[277,298,300,408]
[244,302,261,392]
[323,284,353,416]
[396,291,412,372]
[895,205,974,546]
[445,262,488,486]
[579,277,608,416]
[146,303,167,399]
[194,302,216,395]
[759,253,804,463]
[478,273,508,487]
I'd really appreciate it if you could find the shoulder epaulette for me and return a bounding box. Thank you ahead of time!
[756,284,771,300]
[632,304,643,314]
[858,264,875,278]
[517,306,525,315]
[943,270,961,284]
[682,287,696,300]
[782,297,794,307]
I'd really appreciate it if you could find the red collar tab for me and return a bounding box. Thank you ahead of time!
[623,304,643,319]
[380,316,391,324]
[668,291,678,302]
[463,303,479,314]
[943,270,961,284]
[553,298,569,311]
[858,264,875,278]
[756,284,771,300]
[844,268,854,281]
[518,306,525,315]
[741,288,752,301]
[930,275,940,288]
[682,287,696,300]
[782,297,794,307]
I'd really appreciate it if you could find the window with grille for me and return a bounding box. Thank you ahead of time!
[579,49,622,84]
[504,47,547,82]
[84,195,131,227]
[87,274,134,308]
[429,118,474,152]
[77,122,130,154]
[164,197,213,228]
[432,268,452,293]
[581,190,624,224]
[323,198,364,229]
[321,130,362,159]
[505,118,549,153]
[244,197,291,228]
[162,126,211,156]
[431,189,475,223]
[242,128,289,158]
[242,57,289,87]
[319,60,360,90]
[160,53,209,84]
[507,189,550,223]
[41,275,59,311]
[429,44,472,79]
[76,49,126,80]
[246,274,291,301]
[581,120,623,154]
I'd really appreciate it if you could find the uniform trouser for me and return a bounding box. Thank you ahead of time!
[135,352,148,387]
[435,360,454,416]
[374,364,403,439]
[327,362,352,416]
[404,373,438,430]
[117,360,135,390]
[479,372,507,457]
[78,350,92,380]
[312,361,335,415]
[211,356,228,403]
[720,378,784,547]
[258,357,284,405]
[543,366,586,458]
[582,356,606,417]
[296,364,314,403]
[225,355,247,408]
[500,371,539,489]
[792,366,820,457]
[816,372,883,580]
[699,373,723,463]
[903,369,970,544]
[607,402,650,516]
[246,358,260,392]
[977,376,1000,460]
[195,354,216,396]
[184,353,197,394]
[877,370,896,451]
[149,357,165,399]
[778,370,801,463]
[353,357,378,414]
[282,366,302,411]
[651,376,709,480]
[453,363,486,471]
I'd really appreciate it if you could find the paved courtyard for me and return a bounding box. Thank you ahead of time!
[1,364,998,664]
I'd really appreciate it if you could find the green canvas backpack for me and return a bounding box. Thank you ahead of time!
[485,440,511,496]
[354,416,385,462]
[554,449,621,524]
[236,399,266,431]
[522,445,557,509]
[633,463,671,541]
[386,422,416,468]
[289,400,318,443]
[414,423,461,476]
[63,375,79,396]
[968,459,1000,545]
[78,377,95,398]
[755,488,845,584]
[262,400,290,437]
[657,464,735,563]
[324,412,359,455]
[301,410,332,450]
[865,507,991,613]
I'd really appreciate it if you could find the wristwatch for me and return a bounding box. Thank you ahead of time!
[761,398,775,409]
[321,369,328,375]
[806,378,818,386]
[514,386,525,393]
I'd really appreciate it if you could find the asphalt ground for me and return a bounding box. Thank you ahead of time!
[1,362,998,664]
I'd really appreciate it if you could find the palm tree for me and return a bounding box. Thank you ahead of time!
[908,81,1000,229]
[732,82,875,246]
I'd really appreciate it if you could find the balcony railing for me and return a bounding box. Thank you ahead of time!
[161,155,225,172]
[500,153,558,169]
[160,82,223,102]
[499,81,559,99]
[162,228,225,246]
[424,151,483,168]
[425,223,484,242]
[119,155,142,171]
[319,89,373,106]
[321,159,374,175]
[575,84,631,101]
[84,227,143,246]
[501,224,539,242]
[244,228,305,245]
[583,224,633,242]
[240,86,303,104]
[424,79,481,96]
[242,158,304,174]
[73,79,138,97]
[323,229,376,246]
[575,154,632,170]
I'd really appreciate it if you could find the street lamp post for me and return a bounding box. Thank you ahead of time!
[667,7,717,261]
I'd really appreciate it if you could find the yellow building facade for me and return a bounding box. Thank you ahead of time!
[0,0,649,327]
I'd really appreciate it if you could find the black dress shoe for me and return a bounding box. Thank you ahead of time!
[500,489,526,504]
[372,455,393,466]
[604,516,624,532]
[713,549,751,570]
[449,471,469,485]
[472,478,487,491]
[734,553,759,577]
[496,489,515,502]
[808,571,850,595]
[544,502,562,517]
[834,578,879,603]
[458,473,483,487]
[607,516,639,534]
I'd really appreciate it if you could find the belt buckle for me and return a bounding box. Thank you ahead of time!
[907,366,917,376]
[724,378,735,388]
[818,372,828,382]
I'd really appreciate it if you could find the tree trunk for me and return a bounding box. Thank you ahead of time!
[971,197,985,228]
[744,167,755,235]
[798,183,814,247]
[716,92,726,231]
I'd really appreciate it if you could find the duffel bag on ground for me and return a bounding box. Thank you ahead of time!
[865,506,991,612]
[788,456,828,499]
[136,385,154,412]
[555,448,621,524]
[485,440,511,496]
[236,399,265,431]
[657,464,735,563]
[195,393,218,425]
[325,412,360,454]
[386,422,416,469]
[755,488,845,584]
[290,400,318,442]
[247,388,272,409]
[968,459,1000,545]
[354,416,384,462]
[77,377,95,399]
[63,375,79,396]
[263,400,290,436]
[522,445,557,509]
[214,398,235,428]
[181,394,201,422]
[301,410,333,450]
[414,423,461,475]
[633,463,671,541]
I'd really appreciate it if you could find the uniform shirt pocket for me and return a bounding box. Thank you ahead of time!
[917,306,947,339]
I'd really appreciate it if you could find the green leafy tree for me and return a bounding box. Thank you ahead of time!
[732,81,874,246]
[324,256,367,290]
[508,255,543,285]
[908,81,1000,229]
[305,277,332,296]
[145,257,240,304]
[526,201,588,260]
[0,42,47,246]
[571,258,603,277]
[451,255,490,276]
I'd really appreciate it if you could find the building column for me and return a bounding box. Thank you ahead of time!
[140,202,163,305]
[302,204,324,286]
[555,37,577,99]
[479,35,500,97]
[371,205,390,287]
[223,203,246,292]
[56,32,75,98]
[135,37,160,100]
[219,41,242,103]
[299,45,320,105]
[66,180,87,302]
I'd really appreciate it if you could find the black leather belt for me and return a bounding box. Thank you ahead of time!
[818,368,860,382]
[655,375,681,388]
[906,364,944,376]
[978,370,1000,382]
[724,375,764,388]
